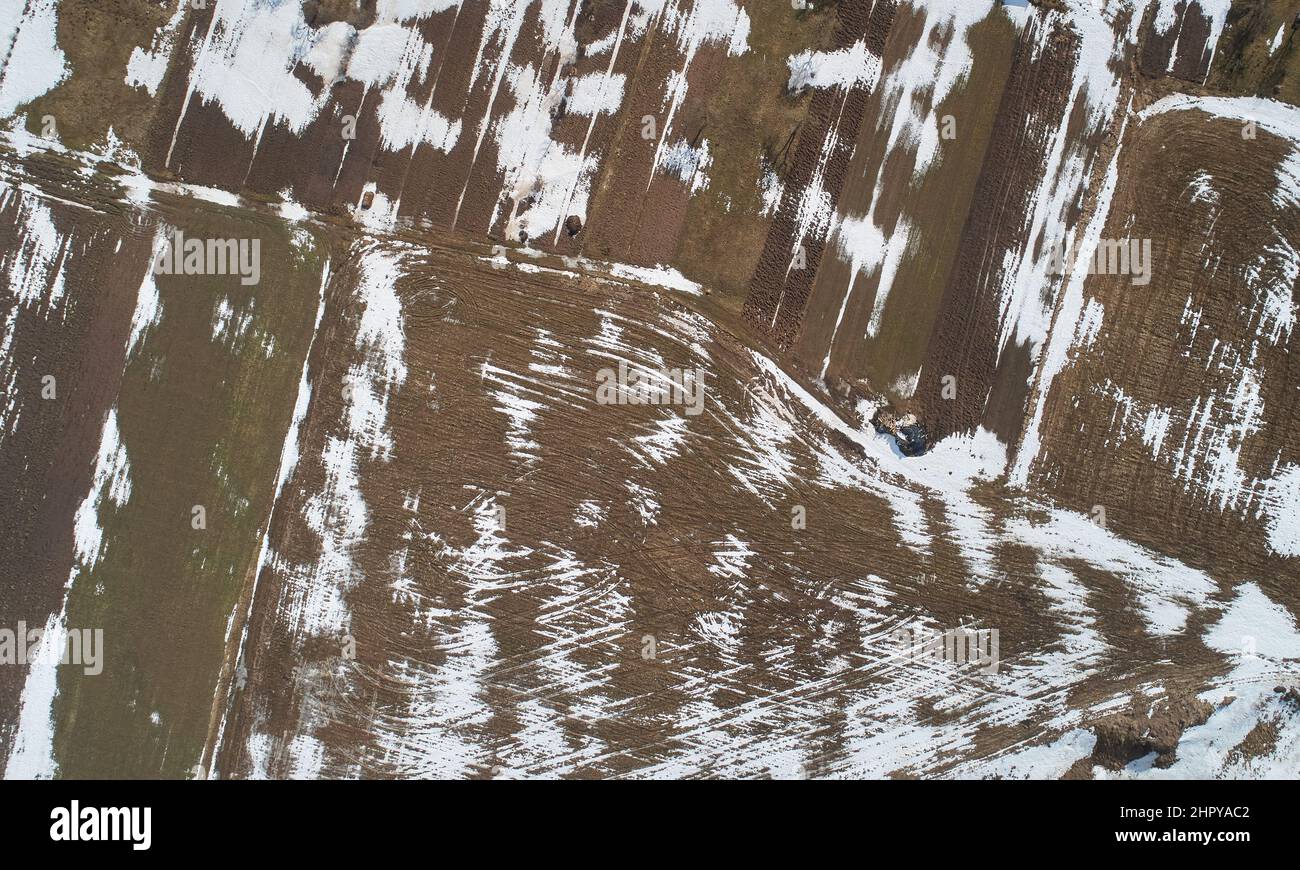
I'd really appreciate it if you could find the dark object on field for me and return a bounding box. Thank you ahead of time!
[361,190,374,210]
[871,406,928,457]
[564,215,583,237]
[896,423,928,457]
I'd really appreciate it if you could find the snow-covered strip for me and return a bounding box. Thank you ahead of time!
[758,167,783,215]
[210,297,250,347]
[951,728,1097,779]
[608,308,712,468]
[72,408,131,573]
[779,122,840,310]
[126,228,167,357]
[1006,508,1217,636]
[491,545,630,776]
[1,127,332,229]
[0,0,69,119]
[1271,22,1288,56]
[628,402,694,467]
[375,0,463,24]
[294,247,404,633]
[632,574,1059,778]
[1091,361,1271,518]
[1,184,66,306]
[823,212,909,373]
[603,261,702,295]
[713,378,801,504]
[371,494,528,776]
[1261,464,1300,558]
[574,499,605,528]
[787,40,883,93]
[480,328,588,465]
[1150,0,1181,32]
[3,606,66,778]
[568,70,628,117]
[657,138,711,194]
[585,308,665,379]
[476,249,705,298]
[277,190,312,222]
[1137,93,1300,144]
[579,303,718,490]
[266,262,327,506]
[160,0,464,170]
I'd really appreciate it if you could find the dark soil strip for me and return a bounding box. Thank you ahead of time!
[741,0,896,350]
[912,19,1079,442]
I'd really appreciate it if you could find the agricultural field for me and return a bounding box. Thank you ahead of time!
[0,0,1296,786]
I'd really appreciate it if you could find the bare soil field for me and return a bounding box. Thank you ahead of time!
[1027,102,1300,599]
[795,5,1019,412]
[0,137,329,777]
